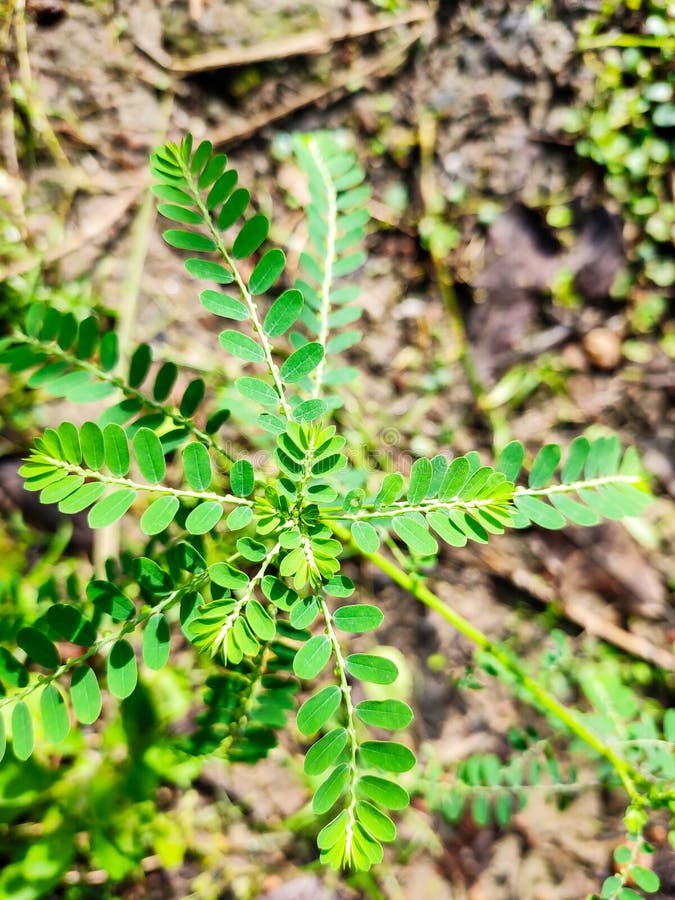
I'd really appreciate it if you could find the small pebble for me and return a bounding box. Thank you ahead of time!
[582,327,622,370]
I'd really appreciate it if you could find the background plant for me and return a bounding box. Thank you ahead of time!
[0,133,672,893]
[566,0,674,338]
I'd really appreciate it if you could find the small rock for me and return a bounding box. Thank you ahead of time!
[582,327,622,370]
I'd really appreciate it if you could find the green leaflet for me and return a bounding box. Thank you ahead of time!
[304,727,348,775]
[280,342,324,382]
[153,361,178,401]
[236,376,279,407]
[88,489,137,528]
[143,614,171,670]
[514,495,566,530]
[230,459,254,497]
[297,685,341,735]
[185,258,233,283]
[550,493,600,526]
[107,639,138,699]
[529,443,561,489]
[218,187,250,229]
[355,700,413,730]
[356,775,409,810]
[200,290,248,320]
[11,702,34,761]
[47,604,96,646]
[332,604,383,633]
[346,653,398,685]
[426,510,468,547]
[57,421,81,464]
[392,515,438,556]
[293,635,332,679]
[355,800,396,842]
[180,379,205,417]
[249,248,285,295]
[245,599,275,641]
[562,436,590,482]
[81,421,105,469]
[374,472,404,509]
[133,427,166,482]
[16,626,60,669]
[163,229,216,252]
[359,740,416,773]
[290,595,320,629]
[182,441,212,491]
[226,506,254,530]
[87,580,135,621]
[103,422,130,476]
[41,685,70,743]
[209,562,249,590]
[128,343,152,388]
[206,168,237,209]
[322,576,353,601]
[70,666,102,724]
[232,214,269,258]
[351,521,380,553]
[263,289,304,337]
[141,495,180,535]
[313,763,349,815]
[407,457,432,504]
[219,330,265,362]
[185,501,223,534]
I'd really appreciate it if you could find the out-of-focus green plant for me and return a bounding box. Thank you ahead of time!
[566,0,674,331]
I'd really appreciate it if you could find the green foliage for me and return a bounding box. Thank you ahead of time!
[0,130,671,888]
[567,0,674,325]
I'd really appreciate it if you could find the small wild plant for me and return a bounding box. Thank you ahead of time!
[0,133,672,889]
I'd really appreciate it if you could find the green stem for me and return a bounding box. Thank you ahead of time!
[578,34,675,51]
[331,523,641,802]
[36,456,252,508]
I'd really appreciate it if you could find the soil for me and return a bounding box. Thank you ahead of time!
[1,1,673,898]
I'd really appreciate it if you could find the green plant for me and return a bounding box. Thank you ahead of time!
[0,133,672,886]
[566,0,674,327]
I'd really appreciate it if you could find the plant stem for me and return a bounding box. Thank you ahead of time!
[578,34,675,51]
[331,522,641,801]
